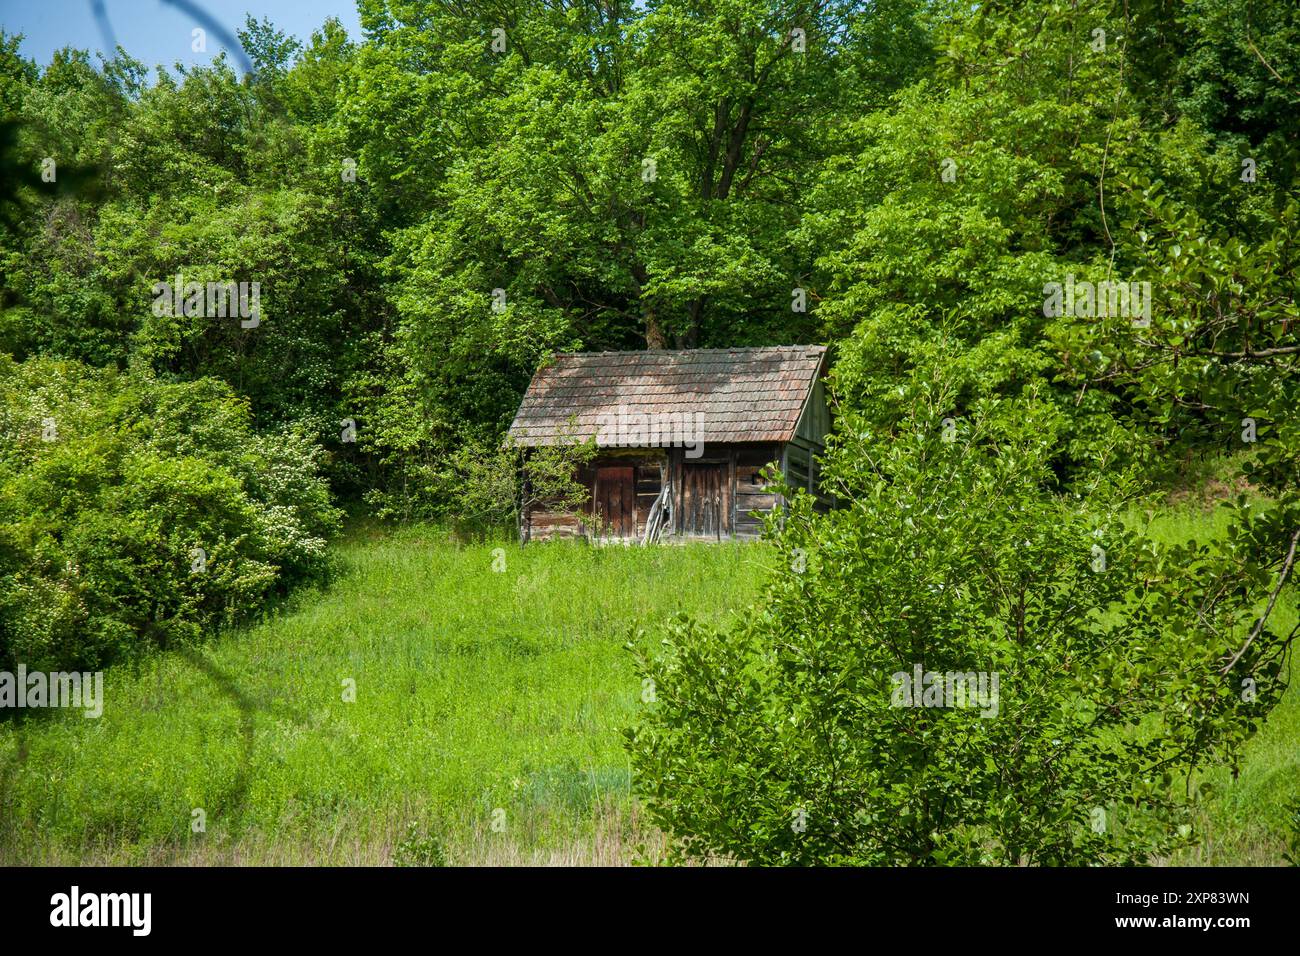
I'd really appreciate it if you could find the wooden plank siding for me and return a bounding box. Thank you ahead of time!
[782,374,833,512]
[524,450,663,544]
[524,444,788,543]
[731,443,782,540]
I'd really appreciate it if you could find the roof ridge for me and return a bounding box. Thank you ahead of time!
[547,344,825,358]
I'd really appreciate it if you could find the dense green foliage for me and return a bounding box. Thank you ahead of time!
[629,381,1292,864]
[0,356,338,671]
[624,0,1300,864]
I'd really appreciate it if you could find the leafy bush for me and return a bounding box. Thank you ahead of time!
[0,355,340,671]
[627,382,1293,865]
[447,431,597,540]
[367,424,597,540]
[1286,800,1300,866]
[393,820,448,867]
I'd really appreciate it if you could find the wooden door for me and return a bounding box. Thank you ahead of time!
[680,463,727,538]
[593,466,635,540]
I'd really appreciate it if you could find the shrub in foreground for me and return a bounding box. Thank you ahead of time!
[628,389,1293,865]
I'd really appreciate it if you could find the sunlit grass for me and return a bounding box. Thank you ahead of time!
[0,528,766,865]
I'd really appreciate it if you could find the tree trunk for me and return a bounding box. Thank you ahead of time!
[683,297,705,348]
[632,261,666,348]
[644,303,666,349]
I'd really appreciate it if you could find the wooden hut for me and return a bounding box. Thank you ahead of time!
[508,346,830,543]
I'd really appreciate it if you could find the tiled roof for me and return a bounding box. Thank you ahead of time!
[508,346,827,446]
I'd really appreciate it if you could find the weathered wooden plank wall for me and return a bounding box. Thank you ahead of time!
[523,440,822,543]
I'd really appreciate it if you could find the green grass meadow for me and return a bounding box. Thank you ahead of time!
[1,505,1296,866]
[0,529,764,865]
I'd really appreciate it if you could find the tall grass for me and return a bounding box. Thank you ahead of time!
[0,528,765,865]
